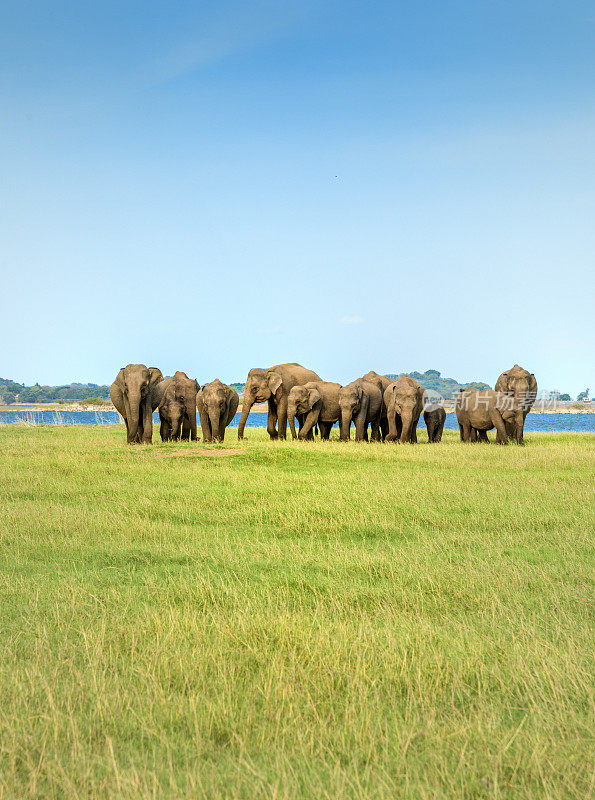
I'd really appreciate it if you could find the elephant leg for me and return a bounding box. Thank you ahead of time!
[354,410,367,442]
[319,421,331,440]
[181,415,190,441]
[490,411,509,445]
[276,397,289,440]
[380,417,389,442]
[477,429,489,443]
[370,419,381,442]
[197,405,212,442]
[299,410,319,441]
[462,421,473,442]
[385,412,398,442]
[411,420,418,444]
[266,399,279,440]
[458,423,465,441]
[160,419,167,442]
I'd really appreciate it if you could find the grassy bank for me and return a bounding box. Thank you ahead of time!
[0,426,593,799]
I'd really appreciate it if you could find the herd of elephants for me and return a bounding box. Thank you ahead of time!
[110,362,538,447]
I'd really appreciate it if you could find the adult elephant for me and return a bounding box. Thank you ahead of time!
[197,380,239,442]
[384,376,424,443]
[158,371,200,442]
[361,370,392,440]
[495,364,537,445]
[110,364,164,444]
[287,381,342,441]
[455,388,509,444]
[237,363,321,440]
[338,380,382,442]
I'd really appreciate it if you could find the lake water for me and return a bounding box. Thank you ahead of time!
[0,410,594,432]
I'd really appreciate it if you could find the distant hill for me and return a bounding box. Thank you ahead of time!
[384,369,491,400]
[0,378,110,404]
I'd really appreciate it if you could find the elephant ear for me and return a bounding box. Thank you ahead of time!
[152,380,167,409]
[308,388,322,408]
[267,371,283,399]
[149,368,164,386]
[495,372,511,394]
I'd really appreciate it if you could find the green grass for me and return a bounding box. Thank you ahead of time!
[0,425,593,799]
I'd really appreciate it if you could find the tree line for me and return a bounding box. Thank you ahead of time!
[0,371,582,405]
[0,378,110,405]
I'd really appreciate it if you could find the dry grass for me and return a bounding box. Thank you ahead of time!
[0,425,593,799]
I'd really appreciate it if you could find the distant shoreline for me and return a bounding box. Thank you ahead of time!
[1,402,593,415]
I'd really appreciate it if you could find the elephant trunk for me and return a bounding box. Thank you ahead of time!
[340,409,351,441]
[126,390,141,443]
[237,395,253,439]
[171,413,182,440]
[288,401,298,440]
[210,410,222,442]
[400,410,413,443]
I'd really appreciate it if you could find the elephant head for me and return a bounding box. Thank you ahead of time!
[287,384,321,440]
[237,368,283,438]
[495,365,537,418]
[338,382,364,441]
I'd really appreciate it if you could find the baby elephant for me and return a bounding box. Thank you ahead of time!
[423,404,446,442]
[288,381,342,440]
[197,380,239,442]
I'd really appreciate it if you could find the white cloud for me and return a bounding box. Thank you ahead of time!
[340,315,364,325]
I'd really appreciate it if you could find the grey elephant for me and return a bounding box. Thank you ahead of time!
[237,363,321,440]
[384,376,424,443]
[338,380,382,442]
[110,364,164,444]
[361,370,392,440]
[423,403,446,443]
[287,381,342,440]
[158,371,200,442]
[197,380,239,442]
[455,388,509,444]
[494,364,537,445]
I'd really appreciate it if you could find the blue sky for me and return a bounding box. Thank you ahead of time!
[1,1,593,395]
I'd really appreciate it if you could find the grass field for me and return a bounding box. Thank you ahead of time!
[0,425,593,799]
